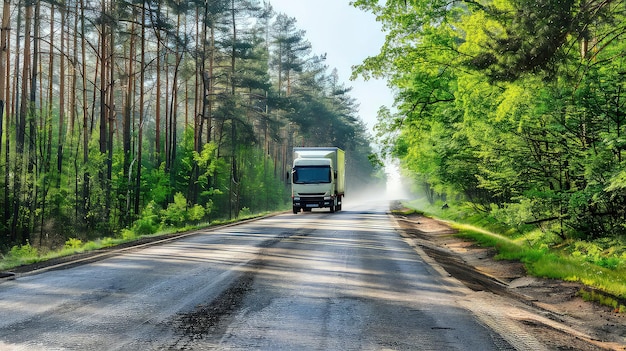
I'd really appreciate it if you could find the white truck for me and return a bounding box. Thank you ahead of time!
[291,147,345,214]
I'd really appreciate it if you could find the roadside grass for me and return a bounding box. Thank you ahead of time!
[403,199,626,311]
[0,211,273,272]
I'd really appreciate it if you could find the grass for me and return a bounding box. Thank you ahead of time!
[403,199,626,311]
[0,234,156,272]
[390,207,424,216]
[0,211,274,272]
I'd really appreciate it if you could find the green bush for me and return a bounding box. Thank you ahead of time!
[132,201,160,235]
[133,217,158,235]
[1,242,41,269]
[162,192,188,226]
[570,240,625,270]
[64,238,83,249]
[239,207,251,218]
[9,242,38,258]
[121,229,137,240]
[188,204,206,223]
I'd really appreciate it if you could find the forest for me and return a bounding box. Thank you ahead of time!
[354,0,626,242]
[0,0,381,253]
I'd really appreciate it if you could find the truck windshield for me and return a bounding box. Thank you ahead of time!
[293,166,331,184]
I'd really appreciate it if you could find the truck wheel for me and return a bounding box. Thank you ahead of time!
[330,198,336,213]
[293,206,300,214]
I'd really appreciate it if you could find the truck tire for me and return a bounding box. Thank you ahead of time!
[293,206,300,214]
[330,197,336,213]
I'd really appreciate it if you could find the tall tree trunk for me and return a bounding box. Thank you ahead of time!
[0,0,11,228]
[99,0,113,229]
[98,7,108,166]
[188,7,201,205]
[70,0,78,136]
[0,0,6,163]
[46,1,55,191]
[194,7,201,151]
[229,0,237,219]
[155,8,161,167]
[57,3,66,186]
[81,0,89,222]
[168,53,182,174]
[10,0,23,243]
[164,16,170,175]
[183,11,189,129]
[40,0,54,245]
[135,1,146,218]
[123,17,136,225]
[106,9,115,228]
[207,21,214,143]
[14,0,32,244]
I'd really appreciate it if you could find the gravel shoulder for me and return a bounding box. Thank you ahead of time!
[391,208,626,350]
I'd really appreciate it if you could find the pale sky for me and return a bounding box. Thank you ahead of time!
[267,0,394,133]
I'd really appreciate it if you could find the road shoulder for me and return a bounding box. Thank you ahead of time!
[391,208,625,350]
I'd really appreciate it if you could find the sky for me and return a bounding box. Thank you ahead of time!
[267,0,394,133]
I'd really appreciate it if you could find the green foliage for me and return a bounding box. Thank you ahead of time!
[455,224,626,300]
[569,239,626,270]
[355,0,626,242]
[405,200,626,302]
[194,142,219,179]
[157,192,213,227]
[162,192,189,226]
[82,241,102,251]
[0,242,41,270]
[238,207,251,218]
[121,229,137,241]
[9,242,39,259]
[132,218,159,236]
[144,165,170,206]
[391,207,424,216]
[188,204,206,223]
[578,289,626,313]
[64,238,83,249]
[237,147,290,214]
[132,201,160,235]
[455,227,533,261]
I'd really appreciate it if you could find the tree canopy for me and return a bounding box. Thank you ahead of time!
[354,0,626,239]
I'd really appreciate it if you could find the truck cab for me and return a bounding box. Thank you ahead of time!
[291,147,345,214]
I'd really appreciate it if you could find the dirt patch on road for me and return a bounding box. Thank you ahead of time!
[391,207,626,350]
[175,269,256,341]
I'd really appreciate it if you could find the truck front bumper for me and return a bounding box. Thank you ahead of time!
[293,196,332,208]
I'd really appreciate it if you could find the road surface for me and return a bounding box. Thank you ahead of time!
[0,202,528,350]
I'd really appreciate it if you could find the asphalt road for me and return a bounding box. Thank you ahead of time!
[0,201,521,350]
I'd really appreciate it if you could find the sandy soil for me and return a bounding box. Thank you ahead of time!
[391,208,626,350]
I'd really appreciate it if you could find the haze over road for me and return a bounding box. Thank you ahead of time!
[0,201,529,350]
